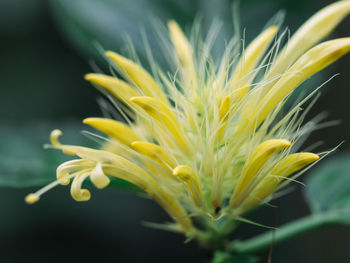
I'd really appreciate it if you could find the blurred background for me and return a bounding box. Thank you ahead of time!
[0,0,349,262]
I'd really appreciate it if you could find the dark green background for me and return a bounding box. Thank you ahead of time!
[0,0,349,262]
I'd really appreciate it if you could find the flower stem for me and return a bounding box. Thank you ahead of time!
[229,213,337,254]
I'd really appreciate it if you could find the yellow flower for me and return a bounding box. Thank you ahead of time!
[26,1,350,240]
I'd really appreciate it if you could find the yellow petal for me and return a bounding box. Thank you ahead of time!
[219,95,231,121]
[83,117,141,146]
[265,0,350,88]
[246,152,319,208]
[249,38,350,129]
[130,96,190,153]
[230,26,278,99]
[173,165,202,206]
[56,159,93,186]
[172,165,192,180]
[271,152,320,177]
[168,20,197,89]
[70,173,91,202]
[230,139,291,207]
[130,141,176,169]
[105,51,168,104]
[85,73,139,102]
[90,163,110,189]
[103,159,193,230]
[217,95,231,137]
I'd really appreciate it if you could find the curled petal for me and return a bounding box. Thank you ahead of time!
[56,159,94,186]
[70,172,91,202]
[90,163,110,189]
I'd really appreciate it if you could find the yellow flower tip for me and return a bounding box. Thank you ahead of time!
[84,73,139,102]
[250,139,291,161]
[84,73,110,87]
[172,165,192,181]
[83,117,140,146]
[219,95,231,120]
[131,141,160,157]
[167,20,179,31]
[84,73,97,82]
[129,96,159,111]
[271,152,320,177]
[131,141,176,169]
[173,165,203,206]
[105,50,124,63]
[25,193,40,204]
[129,96,145,105]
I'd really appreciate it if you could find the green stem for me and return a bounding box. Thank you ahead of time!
[229,213,337,254]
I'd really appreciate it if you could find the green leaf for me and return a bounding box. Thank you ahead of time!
[305,152,350,224]
[0,121,138,191]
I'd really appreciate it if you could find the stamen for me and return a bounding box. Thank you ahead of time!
[25,173,77,204]
[25,193,40,204]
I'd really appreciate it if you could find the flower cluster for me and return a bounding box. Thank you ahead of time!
[26,1,350,240]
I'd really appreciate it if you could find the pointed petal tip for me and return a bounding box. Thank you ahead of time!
[105,51,125,63]
[84,73,95,81]
[167,20,177,28]
[129,96,151,105]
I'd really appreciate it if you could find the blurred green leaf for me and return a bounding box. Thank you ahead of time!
[49,0,197,65]
[305,152,350,224]
[0,122,137,191]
